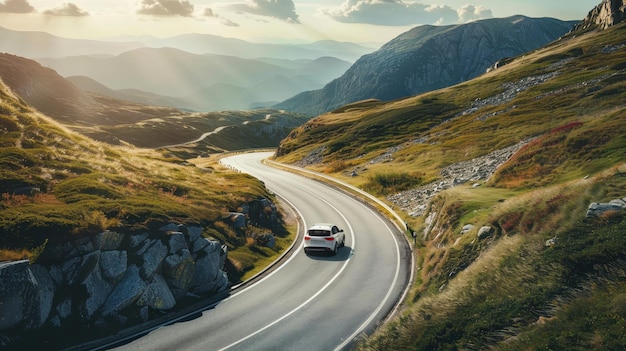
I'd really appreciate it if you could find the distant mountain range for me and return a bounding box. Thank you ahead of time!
[275,16,579,116]
[0,26,144,59]
[36,49,352,111]
[0,26,371,112]
[109,33,377,61]
[0,16,580,118]
[0,26,375,62]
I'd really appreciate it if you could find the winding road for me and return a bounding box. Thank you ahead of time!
[110,151,412,351]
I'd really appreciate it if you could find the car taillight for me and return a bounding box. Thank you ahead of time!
[304,236,311,240]
[324,237,335,241]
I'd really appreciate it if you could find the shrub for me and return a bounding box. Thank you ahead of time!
[54,175,123,203]
[325,159,352,173]
[0,114,20,132]
[364,171,425,195]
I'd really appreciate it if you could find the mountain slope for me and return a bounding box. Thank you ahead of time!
[0,53,181,127]
[0,54,309,150]
[275,16,578,116]
[273,17,626,351]
[66,75,187,109]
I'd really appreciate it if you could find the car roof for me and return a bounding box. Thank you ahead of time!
[308,223,334,230]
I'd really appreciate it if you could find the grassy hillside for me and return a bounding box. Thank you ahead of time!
[274,24,626,349]
[0,81,291,282]
[94,109,310,150]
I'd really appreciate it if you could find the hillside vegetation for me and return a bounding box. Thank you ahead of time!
[274,23,626,349]
[0,80,290,282]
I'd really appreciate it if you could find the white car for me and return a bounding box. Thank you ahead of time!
[303,223,346,255]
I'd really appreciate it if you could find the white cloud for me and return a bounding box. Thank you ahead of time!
[227,0,299,23]
[136,0,194,17]
[457,4,493,23]
[203,7,217,17]
[221,18,240,27]
[0,0,34,13]
[322,0,492,26]
[43,3,89,16]
[203,6,240,27]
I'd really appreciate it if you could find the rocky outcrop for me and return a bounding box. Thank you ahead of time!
[573,0,626,31]
[0,223,228,347]
[0,195,283,348]
[586,198,626,218]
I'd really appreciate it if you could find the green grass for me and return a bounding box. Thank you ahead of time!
[358,186,626,350]
[363,171,426,195]
[0,84,292,283]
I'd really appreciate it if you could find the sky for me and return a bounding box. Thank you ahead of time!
[0,0,602,44]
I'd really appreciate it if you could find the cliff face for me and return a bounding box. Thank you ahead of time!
[574,0,626,31]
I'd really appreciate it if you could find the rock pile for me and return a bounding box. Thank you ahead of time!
[0,223,228,347]
[387,140,529,217]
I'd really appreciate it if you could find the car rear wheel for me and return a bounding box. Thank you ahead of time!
[332,243,338,255]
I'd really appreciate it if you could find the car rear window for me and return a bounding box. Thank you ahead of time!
[308,229,331,237]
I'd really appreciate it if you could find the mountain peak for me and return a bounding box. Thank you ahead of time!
[574,0,626,31]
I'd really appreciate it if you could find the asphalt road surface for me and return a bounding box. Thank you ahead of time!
[110,151,412,351]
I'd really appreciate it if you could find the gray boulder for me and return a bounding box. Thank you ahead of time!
[477,226,493,240]
[100,265,147,316]
[0,261,52,330]
[163,249,196,299]
[100,250,127,282]
[137,274,176,310]
[138,239,168,280]
[586,198,626,218]
[78,265,113,320]
[168,232,188,254]
[93,230,125,250]
[29,265,54,327]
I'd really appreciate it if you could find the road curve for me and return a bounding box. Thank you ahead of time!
[111,151,412,351]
